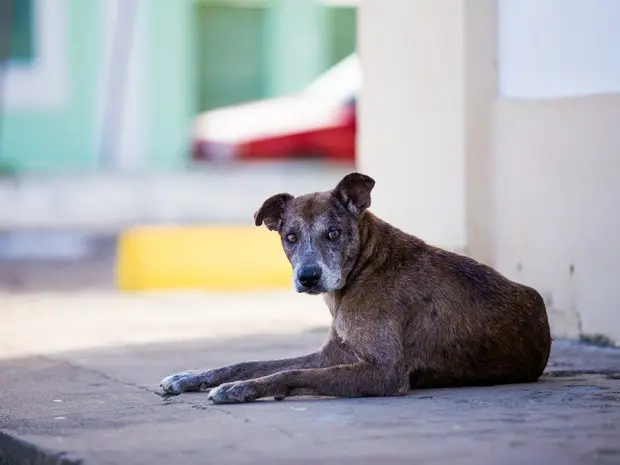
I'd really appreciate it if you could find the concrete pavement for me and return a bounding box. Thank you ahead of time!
[1,291,620,465]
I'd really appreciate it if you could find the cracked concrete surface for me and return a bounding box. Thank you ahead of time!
[1,292,620,465]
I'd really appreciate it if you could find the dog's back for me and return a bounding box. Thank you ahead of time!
[348,211,552,389]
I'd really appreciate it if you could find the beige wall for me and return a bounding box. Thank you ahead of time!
[492,95,620,341]
[464,0,497,266]
[358,0,620,344]
[357,0,467,253]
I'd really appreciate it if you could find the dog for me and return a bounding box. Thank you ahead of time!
[160,172,552,404]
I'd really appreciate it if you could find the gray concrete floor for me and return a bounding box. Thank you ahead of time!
[1,292,620,465]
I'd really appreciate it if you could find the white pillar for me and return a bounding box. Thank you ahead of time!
[357,0,467,252]
[95,0,148,171]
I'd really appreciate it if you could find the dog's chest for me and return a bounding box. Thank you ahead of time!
[324,293,355,342]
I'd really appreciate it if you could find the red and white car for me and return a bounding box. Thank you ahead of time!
[190,54,360,164]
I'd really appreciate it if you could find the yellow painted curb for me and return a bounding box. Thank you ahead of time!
[116,226,292,291]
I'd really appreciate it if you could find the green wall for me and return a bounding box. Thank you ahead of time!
[264,0,327,96]
[0,0,101,173]
[195,3,267,111]
[326,6,356,68]
[193,0,356,110]
[0,0,355,174]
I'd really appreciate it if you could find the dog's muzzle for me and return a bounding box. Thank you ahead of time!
[296,265,322,289]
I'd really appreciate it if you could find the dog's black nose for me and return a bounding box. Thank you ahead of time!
[297,265,322,287]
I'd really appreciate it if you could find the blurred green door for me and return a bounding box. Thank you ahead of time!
[196,4,267,111]
[0,0,34,61]
[326,6,356,68]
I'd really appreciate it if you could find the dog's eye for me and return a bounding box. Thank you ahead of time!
[285,233,297,243]
[327,228,341,240]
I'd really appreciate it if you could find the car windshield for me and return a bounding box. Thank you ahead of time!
[302,53,361,102]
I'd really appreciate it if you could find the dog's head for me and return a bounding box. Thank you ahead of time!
[254,172,375,294]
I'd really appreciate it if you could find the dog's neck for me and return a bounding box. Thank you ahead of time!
[338,211,422,296]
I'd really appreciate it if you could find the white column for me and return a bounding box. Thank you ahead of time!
[357,0,467,252]
[94,0,148,171]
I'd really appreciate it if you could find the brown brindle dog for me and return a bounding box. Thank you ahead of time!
[160,172,552,404]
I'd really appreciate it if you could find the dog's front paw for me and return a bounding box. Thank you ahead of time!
[160,370,211,394]
[208,381,260,404]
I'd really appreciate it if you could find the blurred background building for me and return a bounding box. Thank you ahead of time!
[0,0,357,173]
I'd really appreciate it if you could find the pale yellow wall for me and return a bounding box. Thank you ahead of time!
[358,0,620,344]
[492,95,620,342]
[464,0,497,266]
[358,0,467,252]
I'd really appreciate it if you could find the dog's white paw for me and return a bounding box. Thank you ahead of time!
[208,381,260,404]
[160,370,205,394]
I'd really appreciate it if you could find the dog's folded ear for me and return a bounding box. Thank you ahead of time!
[333,172,375,215]
[254,193,294,231]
